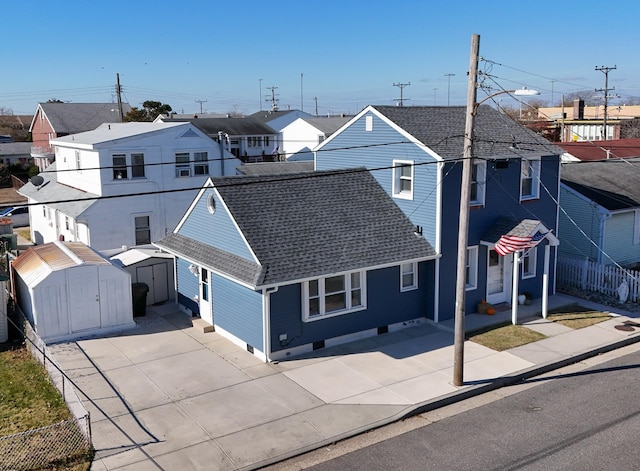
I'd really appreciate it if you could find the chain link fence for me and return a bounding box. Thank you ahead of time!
[0,308,93,470]
[0,417,91,471]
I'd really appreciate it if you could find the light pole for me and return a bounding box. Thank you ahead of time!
[444,73,455,106]
[259,78,263,111]
[453,33,539,387]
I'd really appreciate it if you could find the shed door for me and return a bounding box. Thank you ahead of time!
[68,267,101,332]
[137,263,169,305]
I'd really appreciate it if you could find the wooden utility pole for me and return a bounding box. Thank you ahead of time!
[595,65,616,140]
[116,73,124,121]
[453,33,480,387]
[393,82,411,106]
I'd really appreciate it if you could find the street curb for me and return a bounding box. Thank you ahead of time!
[248,332,640,471]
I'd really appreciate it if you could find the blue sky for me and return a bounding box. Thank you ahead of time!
[2,0,639,116]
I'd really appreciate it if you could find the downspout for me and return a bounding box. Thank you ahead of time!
[262,286,279,362]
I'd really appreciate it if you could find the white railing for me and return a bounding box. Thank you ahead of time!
[556,256,640,302]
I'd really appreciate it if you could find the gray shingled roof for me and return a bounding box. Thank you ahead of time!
[373,105,563,159]
[561,159,640,210]
[481,217,542,243]
[18,163,97,217]
[38,102,132,134]
[161,117,276,136]
[155,234,266,286]
[300,116,350,135]
[236,161,314,176]
[158,169,436,286]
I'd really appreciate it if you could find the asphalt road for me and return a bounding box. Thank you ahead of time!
[270,343,640,471]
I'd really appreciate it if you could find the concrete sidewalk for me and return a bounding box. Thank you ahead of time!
[48,295,640,471]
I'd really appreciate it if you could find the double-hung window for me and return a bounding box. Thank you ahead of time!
[400,262,418,291]
[131,153,145,178]
[304,271,365,320]
[470,161,486,206]
[134,215,151,245]
[175,152,191,177]
[194,151,209,175]
[392,160,414,200]
[520,158,540,200]
[112,154,127,179]
[466,246,478,290]
[521,248,537,279]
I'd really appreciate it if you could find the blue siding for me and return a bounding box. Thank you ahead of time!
[316,112,440,246]
[438,156,560,319]
[176,258,199,315]
[178,189,254,260]
[269,262,434,352]
[211,272,264,351]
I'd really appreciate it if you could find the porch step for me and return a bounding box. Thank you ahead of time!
[192,317,214,333]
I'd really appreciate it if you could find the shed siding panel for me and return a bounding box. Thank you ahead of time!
[178,189,254,260]
[211,273,263,351]
[269,264,432,352]
[315,112,439,246]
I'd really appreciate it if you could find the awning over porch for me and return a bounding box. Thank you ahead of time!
[481,217,559,255]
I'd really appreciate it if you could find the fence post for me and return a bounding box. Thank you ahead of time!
[581,257,588,290]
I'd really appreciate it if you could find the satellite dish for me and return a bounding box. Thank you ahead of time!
[30,175,44,187]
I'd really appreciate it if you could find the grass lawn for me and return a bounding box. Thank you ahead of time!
[468,304,613,351]
[546,304,613,329]
[0,346,71,435]
[0,345,92,470]
[467,323,547,351]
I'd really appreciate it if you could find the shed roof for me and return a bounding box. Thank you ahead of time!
[13,241,111,286]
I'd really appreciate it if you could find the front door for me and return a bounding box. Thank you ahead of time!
[199,267,213,325]
[486,249,510,304]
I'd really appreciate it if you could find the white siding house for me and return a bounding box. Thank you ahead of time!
[280,117,349,160]
[19,122,241,251]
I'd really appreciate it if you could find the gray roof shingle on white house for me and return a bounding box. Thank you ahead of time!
[156,168,436,286]
[18,163,98,218]
[30,102,132,134]
[236,161,314,176]
[160,116,276,136]
[373,105,563,159]
[561,159,640,210]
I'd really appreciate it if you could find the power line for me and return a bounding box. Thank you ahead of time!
[595,65,617,141]
[393,82,411,107]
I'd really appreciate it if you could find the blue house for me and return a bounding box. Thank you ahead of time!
[314,105,562,322]
[155,169,436,361]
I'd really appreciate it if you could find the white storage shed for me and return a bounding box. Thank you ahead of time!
[109,248,175,305]
[13,241,135,343]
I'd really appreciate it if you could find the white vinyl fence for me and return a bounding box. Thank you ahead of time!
[557,256,640,303]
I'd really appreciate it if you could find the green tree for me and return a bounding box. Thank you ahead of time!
[124,100,172,122]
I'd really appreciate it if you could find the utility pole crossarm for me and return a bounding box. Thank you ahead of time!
[393,82,411,107]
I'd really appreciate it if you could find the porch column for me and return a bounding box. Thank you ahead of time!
[511,251,520,325]
[542,244,550,318]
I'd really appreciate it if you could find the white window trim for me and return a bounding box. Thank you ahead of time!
[466,246,478,290]
[133,214,151,245]
[175,150,210,177]
[522,247,537,279]
[302,271,366,322]
[400,262,418,292]
[392,159,414,200]
[520,158,541,201]
[470,160,486,206]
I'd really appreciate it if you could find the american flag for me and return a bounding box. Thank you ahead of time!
[494,231,545,256]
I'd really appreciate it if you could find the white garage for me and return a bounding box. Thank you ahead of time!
[13,241,135,343]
